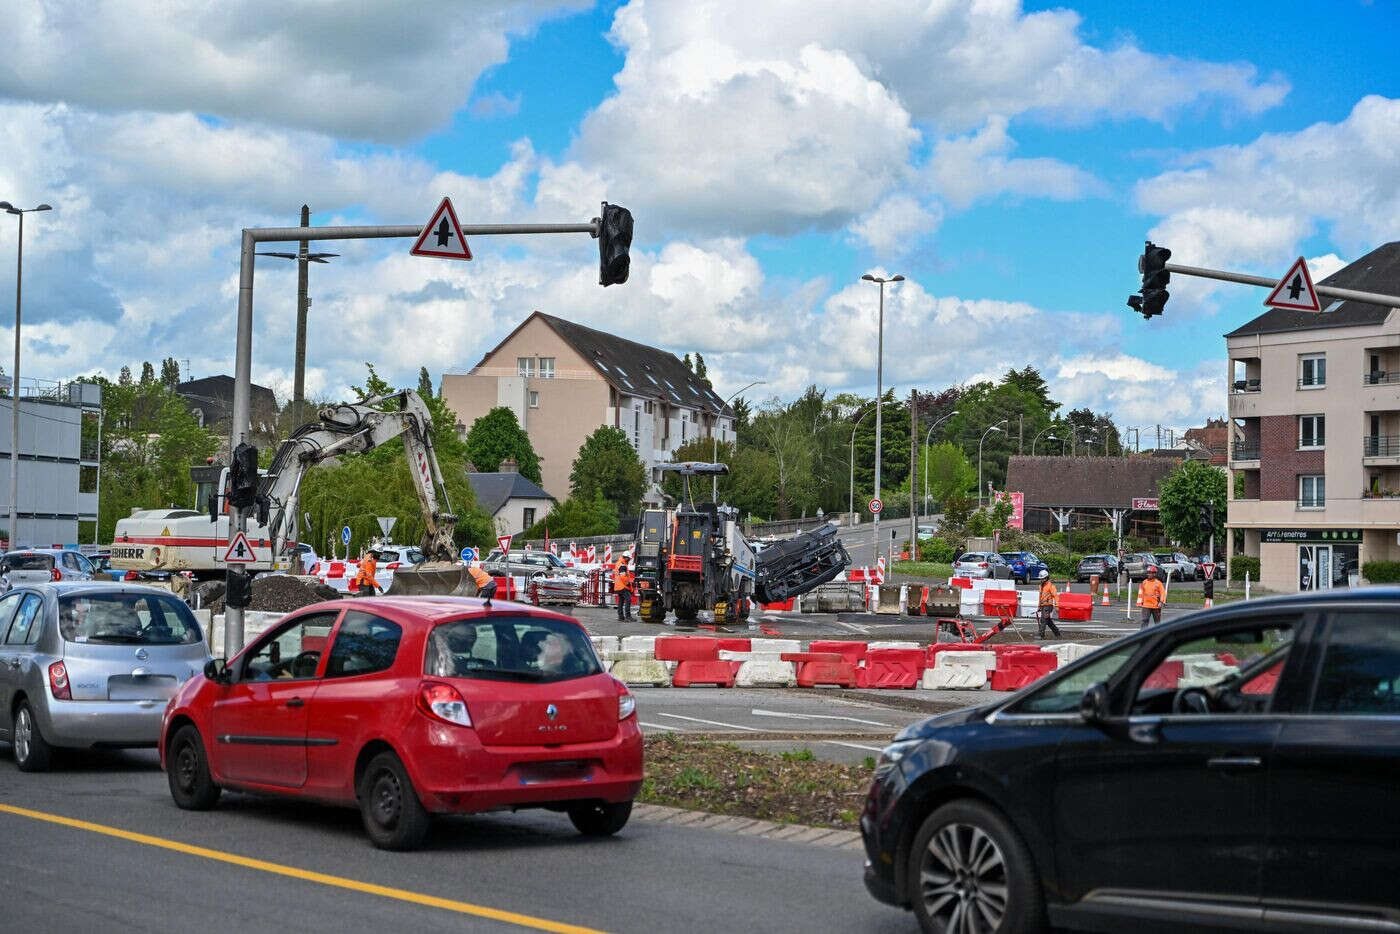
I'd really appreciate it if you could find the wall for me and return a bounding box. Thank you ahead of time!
[1258,414,1325,500]
[0,394,98,546]
[492,496,555,536]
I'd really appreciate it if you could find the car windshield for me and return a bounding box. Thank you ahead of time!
[59,592,203,645]
[5,554,54,572]
[1154,554,1173,563]
[425,616,602,683]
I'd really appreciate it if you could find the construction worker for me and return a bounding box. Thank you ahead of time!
[1138,566,1166,628]
[1037,576,1061,639]
[468,561,496,609]
[613,558,634,620]
[351,549,379,597]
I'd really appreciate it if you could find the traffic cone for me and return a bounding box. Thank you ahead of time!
[1101,588,1111,606]
[1203,597,1214,609]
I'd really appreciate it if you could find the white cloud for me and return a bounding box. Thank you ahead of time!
[848,194,943,254]
[0,0,587,141]
[928,116,1105,210]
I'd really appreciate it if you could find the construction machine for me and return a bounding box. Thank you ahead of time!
[111,390,475,596]
[633,462,851,625]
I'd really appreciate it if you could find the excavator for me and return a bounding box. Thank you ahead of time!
[634,463,851,625]
[110,390,474,596]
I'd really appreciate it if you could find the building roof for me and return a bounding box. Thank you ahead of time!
[467,471,556,516]
[1005,455,1185,509]
[1225,241,1400,339]
[175,375,278,408]
[475,311,731,415]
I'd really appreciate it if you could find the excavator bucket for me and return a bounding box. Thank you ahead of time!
[385,561,477,597]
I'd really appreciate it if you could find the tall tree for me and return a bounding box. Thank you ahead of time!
[160,357,182,389]
[570,426,647,517]
[118,365,132,386]
[139,361,155,386]
[683,353,693,372]
[1000,366,1058,411]
[1159,460,1227,550]
[463,407,543,483]
[417,366,434,399]
[693,352,711,387]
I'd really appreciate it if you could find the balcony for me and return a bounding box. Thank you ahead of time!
[1230,379,1261,394]
[1364,372,1400,386]
[1365,435,1400,455]
[1229,441,1260,465]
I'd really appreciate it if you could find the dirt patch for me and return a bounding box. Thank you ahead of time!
[639,734,873,829]
[207,575,341,613]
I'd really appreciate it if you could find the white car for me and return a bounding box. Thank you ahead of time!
[1,549,95,591]
[1152,552,1198,582]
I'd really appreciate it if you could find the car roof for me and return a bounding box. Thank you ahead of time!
[286,595,582,628]
[20,580,183,596]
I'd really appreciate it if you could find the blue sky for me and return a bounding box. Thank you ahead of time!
[0,0,1396,433]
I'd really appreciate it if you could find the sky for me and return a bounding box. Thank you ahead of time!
[0,0,1396,438]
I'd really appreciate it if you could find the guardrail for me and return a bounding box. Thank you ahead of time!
[1230,442,1260,460]
[1363,436,1400,457]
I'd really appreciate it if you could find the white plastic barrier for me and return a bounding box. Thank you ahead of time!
[1044,643,1096,668]
[207,611,288,658]
[718,650,797,688]
[869,640,920,650]
[590,635,620,662]
[750,638,802,655]
[609,652,671,687]
[934,649,996,671]
[620,635,660,655]
[1180,659,1239,687]
[922,662,988,690]
[1017,591,1039,619]
[959,588,983,615]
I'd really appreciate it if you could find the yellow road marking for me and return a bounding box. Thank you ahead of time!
[0,803,608,934]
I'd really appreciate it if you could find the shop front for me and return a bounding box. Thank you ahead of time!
[1260,528,1362,591]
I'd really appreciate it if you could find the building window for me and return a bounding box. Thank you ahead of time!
[538,358,555,379]
[681,413,687,442]
[644,400,653,414]
[1299,354,1326,388]
[1299,415,1324,449]
[528,391,540,408]
[1299,474,1325,509]
[522,507,536,529]
[517,357,535,378]
[633,408,641,449]
[79,465,98,494]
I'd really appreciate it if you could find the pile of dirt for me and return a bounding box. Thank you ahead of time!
[206,574,341,614]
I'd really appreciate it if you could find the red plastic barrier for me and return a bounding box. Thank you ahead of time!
[1142,659,1184,691]
[653,637,720,662]
[992,644,1043,656]
[714,638,752,653]
[761,598,795,611]
[848,569,870,582]
[989,649,1057,691]
[781,652,858,688]
[949,576,973,589]
[671,659,742,688]
[982,589,1018,616]
[1057,593,1093,621]
[808,640,868,663]
[857,648,926,689]
[1216,652,1240,667]
[327,562,347,579]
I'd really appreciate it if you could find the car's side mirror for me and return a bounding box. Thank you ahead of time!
[1079,681,1111,724]
[204,659,231,684]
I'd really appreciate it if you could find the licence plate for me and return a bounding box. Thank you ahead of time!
[516,761,591,785]
[108,675,177,701]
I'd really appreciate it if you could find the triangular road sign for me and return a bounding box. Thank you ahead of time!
[223,530,258,564]
[1264,256,1321,312]
[410,196,473,260]
[497,534,513,555]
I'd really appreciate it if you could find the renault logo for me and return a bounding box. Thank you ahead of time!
[135,648,149,661]
[546,704,558,721]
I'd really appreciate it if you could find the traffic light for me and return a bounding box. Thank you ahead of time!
[597,202,633,287]
[1199,502,1214,536]
[228,441,259,509]
[1127,240,1171,319]
[224,569,253,609]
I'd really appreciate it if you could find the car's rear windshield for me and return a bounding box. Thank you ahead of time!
[5,554,54,571]
[59,592,203,645]
[425,616,602,683]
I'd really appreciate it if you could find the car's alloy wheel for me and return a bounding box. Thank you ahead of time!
[919,823,1009,932]
[12,702,53,772]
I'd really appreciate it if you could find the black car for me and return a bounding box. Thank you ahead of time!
[1075,554,1119,583]
[861,588,1400,933]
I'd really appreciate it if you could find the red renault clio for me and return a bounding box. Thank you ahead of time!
[160,597,642,850]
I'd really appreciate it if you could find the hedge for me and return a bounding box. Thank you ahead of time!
[917,537,955,563]
[1230,556,1260,582]
[1362,561,1400,584]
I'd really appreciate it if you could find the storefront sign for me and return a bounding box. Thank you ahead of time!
[1131,498,1158,510]
[1260,528,1361,545]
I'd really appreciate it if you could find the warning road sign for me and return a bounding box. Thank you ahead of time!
[410,196,473,260]
[1264,256,1321,312]
[223,531,258,564]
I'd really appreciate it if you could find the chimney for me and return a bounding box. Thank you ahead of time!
[500,458,519,474]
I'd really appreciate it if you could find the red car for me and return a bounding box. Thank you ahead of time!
[160,597,642,850]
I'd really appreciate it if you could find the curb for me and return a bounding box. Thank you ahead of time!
[630,803,864,849]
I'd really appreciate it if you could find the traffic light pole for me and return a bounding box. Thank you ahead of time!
[224,216,604,660]
[1164,262,1400,309]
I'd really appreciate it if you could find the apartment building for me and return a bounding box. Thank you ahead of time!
[441,312,734,504]
[0,379,103,547]
[1226,241,1400,593]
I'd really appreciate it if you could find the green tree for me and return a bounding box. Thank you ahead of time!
[1159,459,1228,550]
[463,407,542,483]
[417,366,434,399]
[1000,366,1057,411]
[139,361,155,386]
[160,357,182,389]
[569,426,647,516]
[693,352,710,387]
[920,441,976,509]
[520,491,618,540]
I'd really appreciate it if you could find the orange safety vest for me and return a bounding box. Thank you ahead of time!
[613,569,632,591]
[1038,581,1058,608]
[352,557,379,590]
[1139,578,1166,609]
[468,565,492,589]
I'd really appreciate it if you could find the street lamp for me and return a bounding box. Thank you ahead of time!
[0,201,52,549]
[712,379,764,502]
[848,403,876,521]
[861,273,903,554]
[978,421,1007,507]
[256,205,338,424]
[1031,428,1060,456]
[921,409,959,516]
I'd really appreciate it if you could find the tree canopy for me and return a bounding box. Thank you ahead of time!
[569,426,647,517]
[1158,459,1227,550]
[463,406,542,483]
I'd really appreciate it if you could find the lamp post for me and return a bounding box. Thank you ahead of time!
[712,379,764,502]
[978,421,1007,507]
[0,201,52,549]
[256,205,338,424]
[861,273,903,558]
[848,403,876,522]
[1031,428,1060,456]
[921,409,959,515]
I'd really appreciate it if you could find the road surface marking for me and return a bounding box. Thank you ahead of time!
[639,720,688,732]
[832,621,871,634]
[822,741,887,753]
[0,803,607,934]
[656,712,761,732]
[750,708,893,728]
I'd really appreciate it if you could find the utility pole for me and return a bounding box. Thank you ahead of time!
[1018,414,1023,454]
[294,204,310,423]
[909,389,917,554]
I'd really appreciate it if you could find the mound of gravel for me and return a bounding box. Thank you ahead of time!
[206,574,341,613]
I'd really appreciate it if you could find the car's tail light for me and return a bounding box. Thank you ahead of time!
[386,562,401,570]
[978,562,988,568]
[50,567,62,581]
[49,661,71,700]
[618,689,636,721]
[124,570,139,581]
[417,682,472,727]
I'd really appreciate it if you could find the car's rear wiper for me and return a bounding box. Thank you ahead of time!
[89,632,143,643]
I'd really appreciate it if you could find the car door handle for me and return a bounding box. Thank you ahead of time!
[285,697,305,708]
[1207,756,1262,769]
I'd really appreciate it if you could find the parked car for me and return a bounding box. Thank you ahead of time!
[0,549,95,591]
[0,582,210,771]
[484,550,589,582]
[88,551,126,582]
[861,587,1400,932]
[1153,552,1198,581]
[371,544,426,568]
[1122,552,1163,581]
[1192,555,1226,580]
[1075,553,1120,583]
[952,552,1014,580]
[999,551,1048,584]
[161,596,642,850]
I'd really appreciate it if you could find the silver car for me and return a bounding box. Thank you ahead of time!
[0,582,210,771]
[1,548,95,590]
[952,551,1014,580]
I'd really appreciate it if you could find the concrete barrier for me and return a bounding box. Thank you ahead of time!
[609,653,671,686]
[719,650,798,687]
[873,585,903,614]
[921,663,988,689]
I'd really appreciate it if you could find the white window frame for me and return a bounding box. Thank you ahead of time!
[528,390,540,409]
[538,357,555,379]
[517,357,535,378]
[1299,414,1325,450]
[1299,474,1325,509]
[1299,354,1326,389]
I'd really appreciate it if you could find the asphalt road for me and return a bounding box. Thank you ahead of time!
[0,746,913,934]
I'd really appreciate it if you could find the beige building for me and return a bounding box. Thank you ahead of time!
[442,312,734,504]
[465,464,555,537]
[1226,241,1400,593]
